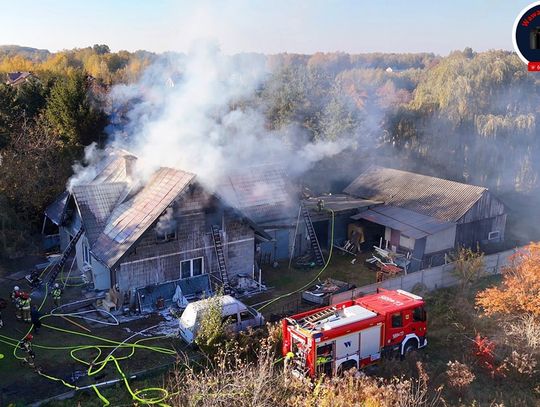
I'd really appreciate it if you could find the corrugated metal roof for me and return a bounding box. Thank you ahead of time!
[91,167,195,269]
[44,191,69,225]
[217,164,295,223]
[344,166,487,222]
[72,183,128,245]
[351,205,454,239]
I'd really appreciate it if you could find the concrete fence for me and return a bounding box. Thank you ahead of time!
[329,248,520,305]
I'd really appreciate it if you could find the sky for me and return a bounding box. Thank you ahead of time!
[0,0,534,55]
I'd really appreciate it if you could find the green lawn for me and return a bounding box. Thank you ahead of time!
[245,251,378,317]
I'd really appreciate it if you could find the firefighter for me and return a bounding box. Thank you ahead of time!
[11,286,20,304]
[317,199,325,212]
[20,293,31,323]
[51,283,62,308]
[0,311,3,328]
[14,291,23,321]
[19,334,36,367]
[284,351,295,370]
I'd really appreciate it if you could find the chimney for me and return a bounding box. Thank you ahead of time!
[124,155,137,181]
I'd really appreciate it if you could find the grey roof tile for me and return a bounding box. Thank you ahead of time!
[91,167,195,269]
[344,166,487,222]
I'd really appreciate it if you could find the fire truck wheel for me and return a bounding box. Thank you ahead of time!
[402,339,418,359]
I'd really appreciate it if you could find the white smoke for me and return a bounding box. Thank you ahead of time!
[71,42,356,193]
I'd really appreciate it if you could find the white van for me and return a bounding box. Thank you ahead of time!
[178,295,264,344]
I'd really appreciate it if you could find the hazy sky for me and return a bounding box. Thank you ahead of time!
[0,0,533,54]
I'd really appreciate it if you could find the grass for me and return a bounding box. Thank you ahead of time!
[244,251,378,317]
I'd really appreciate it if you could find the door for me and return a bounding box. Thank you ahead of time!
[387,312,406,347]
[359,325,382,359]
[335,333,359,360]
[390,229,400,248]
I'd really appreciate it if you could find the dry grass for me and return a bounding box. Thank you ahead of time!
[504,314,540,352]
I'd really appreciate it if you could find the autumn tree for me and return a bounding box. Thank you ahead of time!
[476,243,540,317]
[452,246,484,292]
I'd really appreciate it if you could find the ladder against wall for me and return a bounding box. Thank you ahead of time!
[210,225,232,295]
[46,227,84,287]
[301,204,325,266]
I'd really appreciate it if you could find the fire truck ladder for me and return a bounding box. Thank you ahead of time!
[46,227,84,287]
[301,204,325,266]
[210,225,232,294]
[299,306,337,328]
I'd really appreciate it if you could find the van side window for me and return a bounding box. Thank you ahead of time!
[240,310,253,321]
[223,313,238,324]
[413,306,426,322]
[391,312,403,328]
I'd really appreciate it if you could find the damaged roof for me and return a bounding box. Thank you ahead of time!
[92,167,195,269]
[344,166,487,222]
[303,194,382,214]
[44,191,69,225]
[351,205,454,239]
[217,164,295,223]
[72,182,128,245]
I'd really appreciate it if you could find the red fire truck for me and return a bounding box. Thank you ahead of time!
[282,289,427,377]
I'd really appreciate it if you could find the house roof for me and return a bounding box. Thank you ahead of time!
[44,191,70,226]
[217,164,295,223]
[72,182,128,245]
[344,166,487,222]
[91,167,195,269]
[6,71,32,85]
[351,205,454,239]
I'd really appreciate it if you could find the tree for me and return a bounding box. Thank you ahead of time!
[45,71,107,146]
[451,246,484,292]
[195,295,227,355]
[92,44,110,55]
[476,243,540,318]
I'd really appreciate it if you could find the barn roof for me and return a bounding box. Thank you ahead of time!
[351,205,454,239]
[91,167,195,269]
[344,166,487,222]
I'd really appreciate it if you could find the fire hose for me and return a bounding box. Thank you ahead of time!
[0,282,179,406]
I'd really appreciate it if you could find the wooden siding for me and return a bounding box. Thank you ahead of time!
[114,187,254,290]
[457,191,505,224]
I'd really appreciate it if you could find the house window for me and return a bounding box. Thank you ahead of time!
[488,231,500,241]
[157,230,177,242]
[180,257,204,279]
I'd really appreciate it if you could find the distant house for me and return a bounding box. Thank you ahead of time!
[343,166,507,270]
[43,149,278,295]
[6,71,34,86]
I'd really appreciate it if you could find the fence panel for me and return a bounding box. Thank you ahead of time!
[330,247,522,305]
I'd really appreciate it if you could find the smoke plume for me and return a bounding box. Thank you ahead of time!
[70,42,358,193]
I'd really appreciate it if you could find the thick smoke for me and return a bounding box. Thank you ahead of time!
[70,42,357,193]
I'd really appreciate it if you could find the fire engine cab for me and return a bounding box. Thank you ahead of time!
[282,289,427,377]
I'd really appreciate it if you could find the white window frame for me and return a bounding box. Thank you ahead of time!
[488,231,500,241]
[180,257,204,279]
[83,242,91,265]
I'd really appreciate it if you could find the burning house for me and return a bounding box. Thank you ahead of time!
[42,149,288,300]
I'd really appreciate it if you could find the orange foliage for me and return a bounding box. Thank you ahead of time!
[476,243,540,317]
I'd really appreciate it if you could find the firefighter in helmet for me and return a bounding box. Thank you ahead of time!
[20,293,31,323]
[284,351,295,370]
[51,283,62,308]
[12,286,22,321]
[19,334,36,367]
